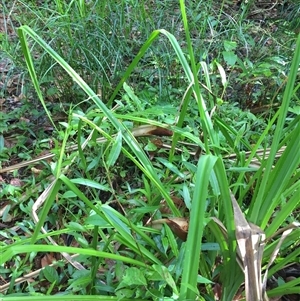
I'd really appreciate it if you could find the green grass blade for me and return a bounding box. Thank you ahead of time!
[180,154,218,300]
[0,245,148,268]
[259,124,300,229]
[107,29,161,106]
[0,297,142,301]
[213,159,242,300]
[31,179,61,243]
[179,0,218,152]
[251,34,300,224]
[17,27,57,131]
[267,184,300,237]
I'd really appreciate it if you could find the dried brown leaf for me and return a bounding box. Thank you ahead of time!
[41,253,56,268]
[9,178,23,187]
[151,217,189,241]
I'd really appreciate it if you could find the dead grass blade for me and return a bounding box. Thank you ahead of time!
[231,192,267,301]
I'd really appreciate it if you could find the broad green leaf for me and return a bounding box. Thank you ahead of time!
[152,264,179,296]
[224,40,237,51]
[43,266,59,284]
[116,267,147,289]
[222,51,237,67]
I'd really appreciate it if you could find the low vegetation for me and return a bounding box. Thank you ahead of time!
[0,1,299,300]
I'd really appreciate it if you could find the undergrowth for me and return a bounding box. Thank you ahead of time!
[0,0,299,300]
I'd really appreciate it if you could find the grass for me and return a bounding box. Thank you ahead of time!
[0,0,299,300]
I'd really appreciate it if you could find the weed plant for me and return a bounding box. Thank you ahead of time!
[0,0,299,300]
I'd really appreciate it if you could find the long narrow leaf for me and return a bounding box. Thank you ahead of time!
[31,179,61,243]
[0,245,148,268]
[180,155,218,300]
[251,34,300,224]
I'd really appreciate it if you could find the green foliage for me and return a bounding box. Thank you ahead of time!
[0,1,299,300]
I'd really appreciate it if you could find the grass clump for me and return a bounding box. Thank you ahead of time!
[0,0,299,300]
